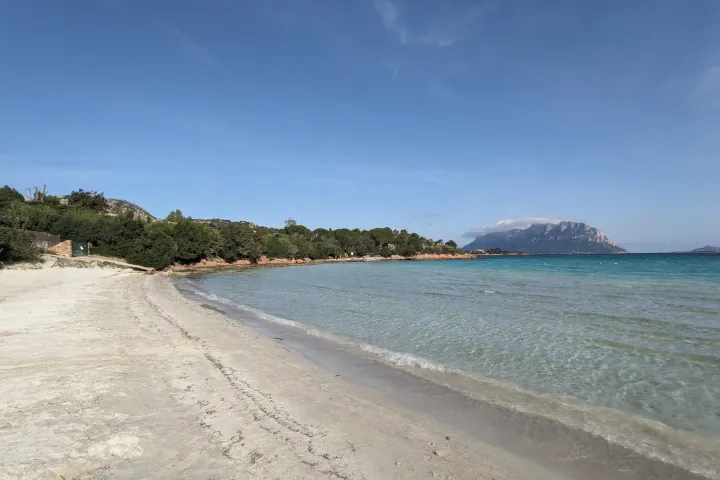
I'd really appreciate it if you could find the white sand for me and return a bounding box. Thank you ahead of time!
[0,266,565,479]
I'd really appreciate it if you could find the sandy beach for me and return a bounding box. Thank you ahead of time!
[0,265,566,479]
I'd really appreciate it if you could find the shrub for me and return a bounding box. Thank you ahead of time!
[290,235,310,259]
[0,185,23,210]
[67,189,108,212]
[219,222,263,262]
[0,226,40,263]
[166,209,184,222]
[263,234,287,259]
[0,203,60,232]
[320,241,342,259]
[52,209,97,242]
[100,215,146,258]
[171,219,214,263]
[0,201,34,229]
[126,224,177,270]
[0,185,456,264]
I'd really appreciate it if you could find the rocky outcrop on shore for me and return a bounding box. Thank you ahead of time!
[167,253,476,273]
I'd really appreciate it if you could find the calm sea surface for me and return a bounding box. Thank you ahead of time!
[181,254,720,467]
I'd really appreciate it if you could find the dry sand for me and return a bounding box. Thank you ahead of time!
[0,265,566,479]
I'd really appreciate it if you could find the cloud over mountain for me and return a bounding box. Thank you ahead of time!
[463,218,563,238]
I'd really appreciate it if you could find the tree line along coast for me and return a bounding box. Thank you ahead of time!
[0,185,463,270]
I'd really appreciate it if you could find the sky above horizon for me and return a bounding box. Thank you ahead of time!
[1,0,719,252]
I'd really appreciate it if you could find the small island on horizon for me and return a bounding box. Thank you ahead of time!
[690,245,720,253]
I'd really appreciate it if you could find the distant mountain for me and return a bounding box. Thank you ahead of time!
[463,221,627,254]
[691,246,720,253]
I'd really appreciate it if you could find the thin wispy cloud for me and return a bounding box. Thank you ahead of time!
[374,0,489,48]
[688,65,720,110]
[697,66,720,95]
[95,0,223,72]
[153,22,223,72]
[463,218,564,238]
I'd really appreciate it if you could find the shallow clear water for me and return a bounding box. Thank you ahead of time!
[184,255,720,436]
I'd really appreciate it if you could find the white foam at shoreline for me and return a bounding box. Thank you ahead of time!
[183,283,455,372]
[185,284,353,342]
[359,344,450,372]
[176,281,718,478]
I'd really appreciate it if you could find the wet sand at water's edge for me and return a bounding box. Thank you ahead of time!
[0,266,712,479]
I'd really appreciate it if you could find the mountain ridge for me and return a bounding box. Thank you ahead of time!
[691,245,720,253]
[463,221,627,254]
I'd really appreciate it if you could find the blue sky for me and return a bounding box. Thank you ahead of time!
[1,0,719,252]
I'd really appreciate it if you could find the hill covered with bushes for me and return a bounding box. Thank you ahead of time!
[0,185,461,269]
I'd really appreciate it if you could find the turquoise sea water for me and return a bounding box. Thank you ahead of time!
[182,255,720,442]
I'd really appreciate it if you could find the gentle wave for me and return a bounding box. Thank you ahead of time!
[186,285,356,344]
[359,344,450,372]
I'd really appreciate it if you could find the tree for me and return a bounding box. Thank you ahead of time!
[0,185,24,210]
[0,226,40,263]
[67,189,108,213]
[166,209,184,222]
[126,224,178,270]
[312,228,331,240]
[22,204,59,232]
[0,183,465,267]
[284,221,311,237]
[24,185,48,203]
[290,235,310,258]
[321,240,342,258]
[369,227,393,249]
[263,234,287,259]
[52,209,97,242]
[171,219,213,263]
[353,235,374,256]
[0,201,34,229]
[333,228,356,254]
[96,215,146,258]
[204,225,224,258]
[279,236,299,259]
[219,222,263,262]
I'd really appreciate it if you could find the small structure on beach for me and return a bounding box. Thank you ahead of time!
[47,240,90,257]
[71,241,89,257]
[26,231,61,250]
[48,240,72,257]
[23,231,91,257]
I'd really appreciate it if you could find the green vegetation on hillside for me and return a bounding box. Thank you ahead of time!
[0,226,40,263]
[0,185,461,269]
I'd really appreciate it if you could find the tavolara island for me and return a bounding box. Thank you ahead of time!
[691,246,720,253]
[463,221,628,254]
